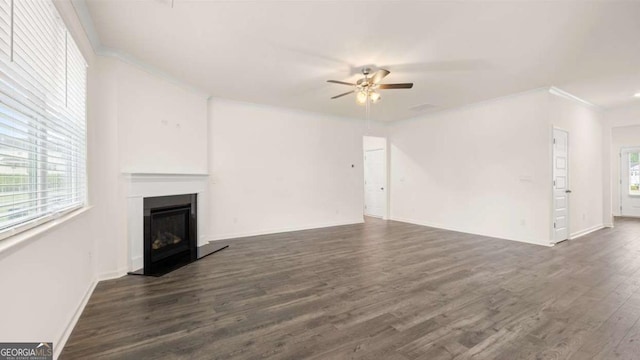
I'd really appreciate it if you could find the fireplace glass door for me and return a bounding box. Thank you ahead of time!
[150,207,190,263]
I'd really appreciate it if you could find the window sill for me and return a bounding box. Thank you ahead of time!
[0,206,93,257]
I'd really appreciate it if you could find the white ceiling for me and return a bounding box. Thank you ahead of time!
[81,0,640,121]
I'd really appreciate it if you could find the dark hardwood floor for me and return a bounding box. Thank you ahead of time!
[61,217,640,360]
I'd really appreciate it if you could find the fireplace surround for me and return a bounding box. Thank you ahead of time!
[143,194,197,276]
[124,173,211,278]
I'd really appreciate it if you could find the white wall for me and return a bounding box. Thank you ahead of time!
[388,89,605,245]
[208,98,366,240]
[610,126,640,216]
[388,90,552,245]
[117,62,209,174]
[604,103,640,128]
[549,93,604,238]
[82,56,212,277]
[0,212,96,357]
[603,104,640,220]
[89,56,128,279]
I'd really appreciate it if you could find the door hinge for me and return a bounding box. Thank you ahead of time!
[553,222,556,228]
[620,179,622,184]
[553,180,556,186]
[553,138,556,144]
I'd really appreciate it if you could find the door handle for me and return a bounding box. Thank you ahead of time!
[565,189,572,193]
[381,187,384,190]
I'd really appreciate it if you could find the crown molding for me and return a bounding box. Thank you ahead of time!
[548,86,602,111]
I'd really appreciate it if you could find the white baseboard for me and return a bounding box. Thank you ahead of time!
[97,267,129,281]
[130,256,143,273]
[390,216,552,247]
[569,224,605,240]
[209,218,364,242]
[604,223,614,228]
[54,279,97,360]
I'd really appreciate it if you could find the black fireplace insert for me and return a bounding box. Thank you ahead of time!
[143,194,197,276]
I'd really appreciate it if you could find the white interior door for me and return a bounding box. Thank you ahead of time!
[553,129,570,243]
[620,148,640,217]
[364,149,385,218]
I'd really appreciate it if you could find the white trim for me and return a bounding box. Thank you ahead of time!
[604,222,614,228]
[549,87,602,111]
[0,207,92,257]
[130,256,143,273]
[97,268,127,281]
[389,216,553,247]
[54,278,97,360]
[209,219,364,242]
[363,145,388,219]
[569,224,605,240]
[69,0,101,53]
[123,172,209,186]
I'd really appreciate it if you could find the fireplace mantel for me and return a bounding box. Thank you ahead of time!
[124,173,208,196]
[123,172,209,272]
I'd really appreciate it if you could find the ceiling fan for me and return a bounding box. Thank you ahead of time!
[327,68,413,104]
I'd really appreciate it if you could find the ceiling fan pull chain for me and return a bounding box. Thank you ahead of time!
[366,95,371,131]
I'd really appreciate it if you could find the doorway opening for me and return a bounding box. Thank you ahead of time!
[363,136,388,219]
[619,147,640,217]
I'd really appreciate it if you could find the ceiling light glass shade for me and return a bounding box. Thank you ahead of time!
[370,91,381,103]
[356,91,368,104]
[635,93,640,98]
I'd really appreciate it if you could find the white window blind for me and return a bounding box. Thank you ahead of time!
[0,0,10,60]
[0,0,87,238]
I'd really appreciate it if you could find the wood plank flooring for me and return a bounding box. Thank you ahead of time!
[61,217,640,360]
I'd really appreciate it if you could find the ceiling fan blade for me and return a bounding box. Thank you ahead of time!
[331,90,355,99]
[369,69,390,84]
[378,83,414,89]
[327,80,355,86]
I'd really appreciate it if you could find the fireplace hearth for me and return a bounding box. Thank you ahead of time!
[143,194,197,276]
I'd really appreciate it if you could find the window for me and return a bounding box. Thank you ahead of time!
[0,0,87,239]
[629,152,640,196]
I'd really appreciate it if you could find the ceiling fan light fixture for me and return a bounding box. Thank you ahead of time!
[356,91,368,104]
[370,91,381,103]
[634,92,640,98]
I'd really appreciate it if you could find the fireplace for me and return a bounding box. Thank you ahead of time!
[143,194,197,276]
